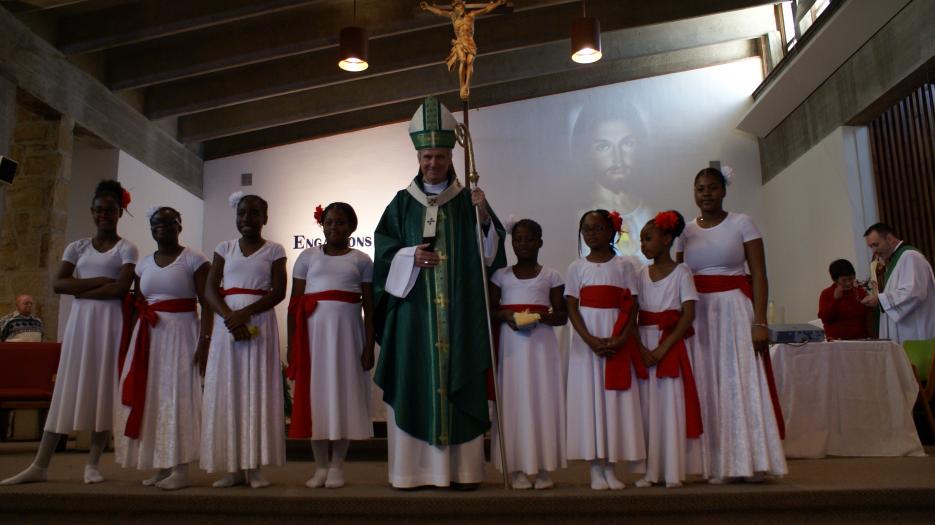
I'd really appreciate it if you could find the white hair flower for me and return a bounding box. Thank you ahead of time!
[228,191,246,209]
[145,206,162,222]
[721,165,735,186]
[503,214,517,235]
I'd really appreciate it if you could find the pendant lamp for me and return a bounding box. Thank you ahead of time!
[338,1,368,72]
[571,1,601,64]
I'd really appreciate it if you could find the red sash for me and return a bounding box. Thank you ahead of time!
[638,310,703,438]
[578,285,647,390]
[286,290,362,439]
[221,287,268,297]
[693,275,753,300]
[122,297,198,439]
[486,304,552,401]
[117,293,134,376]
[692,274,785,439]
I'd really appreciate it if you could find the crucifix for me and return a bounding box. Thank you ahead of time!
[419,0,507,100]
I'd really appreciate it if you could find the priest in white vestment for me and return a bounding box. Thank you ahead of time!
[861,223,935,344]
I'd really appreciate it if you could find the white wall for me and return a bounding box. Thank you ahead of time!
[115,151,204,255]
[761,126,878,324]
[58,147,205,340]
[58,141,120,340]
[203,58,767,345]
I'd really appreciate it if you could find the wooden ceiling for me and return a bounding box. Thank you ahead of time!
[3,0,779,160]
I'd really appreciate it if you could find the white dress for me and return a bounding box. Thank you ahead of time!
[877,243,935,343]
[200,240,286,473]
[565,257,646,465]
[45,238,138,434]
[635,264,703,484]
[489,266,567,475]
[116,248,208,469]
[675,213,787,478]
[292,247,373,440]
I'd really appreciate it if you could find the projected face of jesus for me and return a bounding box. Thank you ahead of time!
[586,119,638,194]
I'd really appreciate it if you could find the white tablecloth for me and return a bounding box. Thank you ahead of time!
[770,340,925,458]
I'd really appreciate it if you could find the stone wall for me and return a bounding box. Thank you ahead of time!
[0,97,73,338]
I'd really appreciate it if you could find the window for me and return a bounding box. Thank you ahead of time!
[777,0,835,54]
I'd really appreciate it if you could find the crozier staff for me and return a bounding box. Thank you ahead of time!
[373,95,506,489]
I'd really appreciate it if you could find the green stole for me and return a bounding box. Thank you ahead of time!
[884,243,918,284]
[373,173,506,445]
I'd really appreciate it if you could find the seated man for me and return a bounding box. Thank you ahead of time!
[0,294,43,342]
[818,259,871,340]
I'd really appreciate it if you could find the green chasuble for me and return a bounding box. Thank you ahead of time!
[374,173,506,446]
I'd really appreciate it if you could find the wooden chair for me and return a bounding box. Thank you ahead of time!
[903,339,935,439]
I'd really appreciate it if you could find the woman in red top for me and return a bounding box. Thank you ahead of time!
[818,259,872,340]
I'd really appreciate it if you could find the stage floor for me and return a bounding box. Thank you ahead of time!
[1,441,933,524]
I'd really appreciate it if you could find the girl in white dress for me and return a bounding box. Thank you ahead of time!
[288,202,375,489]
[201,192,287,489]
[2,180,138,486]
[633,211,703,488]
[675,168,787,482]
[489,219,567,490]
[116,206,211,490]
[566,209,646,490]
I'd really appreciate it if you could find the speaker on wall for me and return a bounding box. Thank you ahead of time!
[0,156,18,185]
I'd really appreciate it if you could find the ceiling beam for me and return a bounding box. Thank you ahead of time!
[58,0,322,55]
[105,0,540,91]
[202,39,759,159]
[179,7,774,142]
[0,6,203,195]
[1,0,87,13]
[109,0,771,91]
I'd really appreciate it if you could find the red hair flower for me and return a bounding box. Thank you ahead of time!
[313,204,324,225]
[608,210,623,232]
[121,189,132,210]
[654,210,679,232]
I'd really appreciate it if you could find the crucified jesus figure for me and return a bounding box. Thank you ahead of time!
[420,0,506,100]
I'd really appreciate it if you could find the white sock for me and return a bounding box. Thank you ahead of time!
[326,439,349,487]
[212,471,246,488]
[83,465,104,484]
[533,471,554,490]
[156,463,190,491]
[325,466,345,489]
[0,464,48,485]
[248,468,271,489]
[143,468,172,486]
[666,481,683,488]
[308,439,331,488]
[589,461,608,490]
[305,468,328,488]
[635,477,653,488]
[603,463,625,490]
[511,471,532,490]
